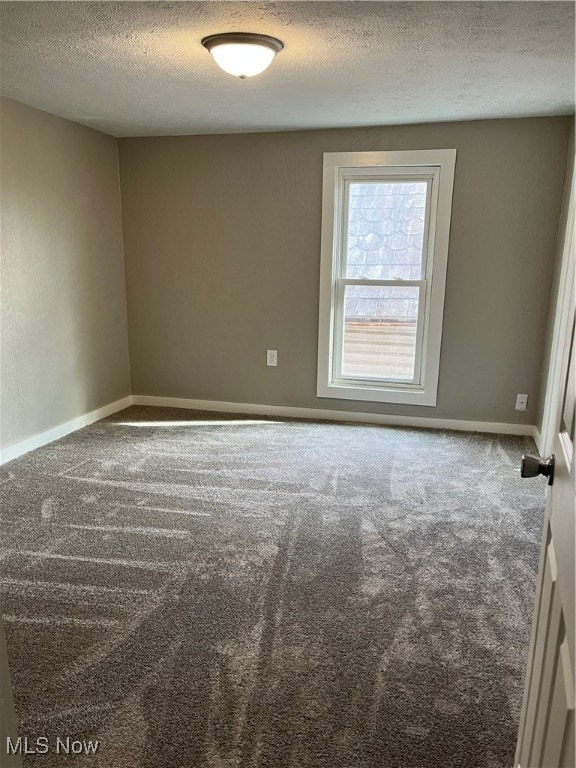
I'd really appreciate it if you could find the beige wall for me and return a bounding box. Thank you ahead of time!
[0,97,131,450]
[536,117,575,434]
[119,117,570,425]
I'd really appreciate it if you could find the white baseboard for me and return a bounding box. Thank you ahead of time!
[0,396,133,465]
[132,395,536,437]
[0,394,537,466]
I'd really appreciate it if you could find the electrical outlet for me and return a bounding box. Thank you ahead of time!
[515,394,528,411]
[267,349,278,367]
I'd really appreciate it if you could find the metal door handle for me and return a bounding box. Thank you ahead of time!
[520,454,555,485]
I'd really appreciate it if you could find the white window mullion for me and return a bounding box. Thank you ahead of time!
[412,283,427,386]
[338,278,425,288]
[332,277,346,384]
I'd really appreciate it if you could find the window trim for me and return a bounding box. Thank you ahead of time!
[317,149,457,406]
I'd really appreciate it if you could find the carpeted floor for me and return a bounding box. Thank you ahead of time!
[0,406,545,768]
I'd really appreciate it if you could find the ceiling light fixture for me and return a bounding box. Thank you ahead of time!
[201,32,283,79]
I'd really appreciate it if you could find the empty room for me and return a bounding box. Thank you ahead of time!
[0,2,574,767]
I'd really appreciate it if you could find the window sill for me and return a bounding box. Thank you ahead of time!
[317,381,438,406]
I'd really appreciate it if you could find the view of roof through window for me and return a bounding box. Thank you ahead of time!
[342,181,427,381]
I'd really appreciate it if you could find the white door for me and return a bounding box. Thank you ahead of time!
[514,262,575,761]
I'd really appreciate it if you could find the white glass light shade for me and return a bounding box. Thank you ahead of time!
[202,33,283,78]
[211,43,276,78]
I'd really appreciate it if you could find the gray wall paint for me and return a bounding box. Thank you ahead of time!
[536,117,575,433]
[0,97,131,450]
[119,117,570,425]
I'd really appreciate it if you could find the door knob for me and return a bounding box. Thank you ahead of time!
[520,454,555,486]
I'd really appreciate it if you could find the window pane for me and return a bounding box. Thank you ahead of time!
[345,181,427,280]
[341,285,419,381]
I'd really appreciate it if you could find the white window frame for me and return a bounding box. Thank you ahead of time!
[317,149,456,406]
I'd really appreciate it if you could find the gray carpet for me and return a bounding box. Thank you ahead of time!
[0,406,545,768]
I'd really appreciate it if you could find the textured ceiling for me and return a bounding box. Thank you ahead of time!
[0,1,574,137]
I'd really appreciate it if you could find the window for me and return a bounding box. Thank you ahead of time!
[317,149,456,406]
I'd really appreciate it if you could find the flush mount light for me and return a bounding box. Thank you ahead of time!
[201,32,283,78]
